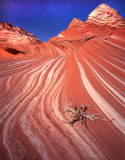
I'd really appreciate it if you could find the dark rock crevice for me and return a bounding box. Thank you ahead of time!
[5,48,25,55]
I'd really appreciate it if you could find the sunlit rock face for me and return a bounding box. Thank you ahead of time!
[0,4,125,160]
[87,4,125,28]
[61,18,85,36]
[49,4,125,53]
[0,22,42,59]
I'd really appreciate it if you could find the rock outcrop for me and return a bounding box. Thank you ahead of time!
[86,4,125,28]
[49,4,125,55]
[0,4,125,160]
[0,22,42,58]
[60,18,85,36]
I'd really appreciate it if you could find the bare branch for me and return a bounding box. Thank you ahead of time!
[63,104,113,130]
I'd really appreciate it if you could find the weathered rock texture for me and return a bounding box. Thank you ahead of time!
[0,22,42,58]
[0,4,125,160]
[87,4,125,28]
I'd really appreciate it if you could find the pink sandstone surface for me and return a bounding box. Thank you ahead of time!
[0,4,125,160]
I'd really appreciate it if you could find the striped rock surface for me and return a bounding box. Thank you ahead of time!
[0,4,125,160]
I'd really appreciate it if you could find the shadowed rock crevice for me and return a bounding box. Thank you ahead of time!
[84,36,95,41]
[5,48,25,55]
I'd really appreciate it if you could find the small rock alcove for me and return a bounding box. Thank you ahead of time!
[5,48,25,55]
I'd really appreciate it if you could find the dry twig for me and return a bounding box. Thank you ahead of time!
[63,104,113,130]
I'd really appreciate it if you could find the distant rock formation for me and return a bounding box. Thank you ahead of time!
[0,21,42,58]
[0,21,41,41]
[49,4,125,54]
[60,18,85,36]
[87,4,125,28]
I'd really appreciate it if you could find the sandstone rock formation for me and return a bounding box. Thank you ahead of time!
[0,4,125,160]
[87,4,125,28]
[0,22,42,59]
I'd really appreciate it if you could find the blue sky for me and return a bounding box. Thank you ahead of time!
[0,0,124,42]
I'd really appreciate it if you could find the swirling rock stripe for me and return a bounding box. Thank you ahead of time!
[0,38,125,160]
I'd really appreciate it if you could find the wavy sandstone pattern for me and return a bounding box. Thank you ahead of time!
[0,4,125,160]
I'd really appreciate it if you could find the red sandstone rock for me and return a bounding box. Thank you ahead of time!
[0,22,42,59]
[0,3,125,160]
[86,4,125,28]
[60,18,85,37]
[49,4,125,53]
